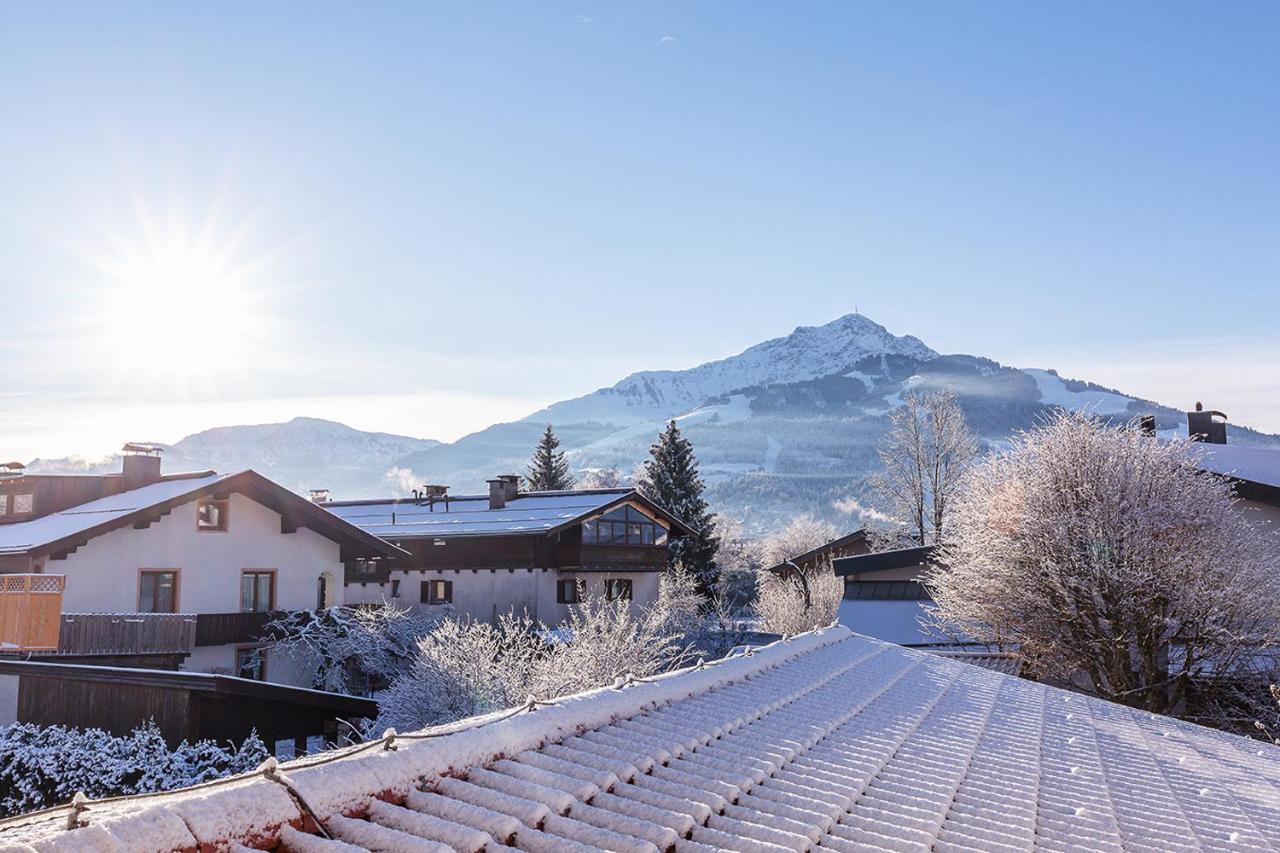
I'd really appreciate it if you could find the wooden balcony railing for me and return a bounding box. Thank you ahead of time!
[554,544,667,571]
[194,610,285,647]
[54,612,198,657]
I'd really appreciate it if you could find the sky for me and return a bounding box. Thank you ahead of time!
[1,2,1277,460]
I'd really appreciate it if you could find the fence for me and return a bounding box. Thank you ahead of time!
[54,612,197,656]
[0,574,65,652]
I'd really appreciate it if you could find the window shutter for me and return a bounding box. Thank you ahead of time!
[420,581,430,604]
[443,580,453,603]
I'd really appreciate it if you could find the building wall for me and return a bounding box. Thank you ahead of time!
[346,567,661,624]
[40,493,344,688]
[50,493,343,615]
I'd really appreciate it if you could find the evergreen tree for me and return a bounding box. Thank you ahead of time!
[640,420,719,591]
[525,424,574,491]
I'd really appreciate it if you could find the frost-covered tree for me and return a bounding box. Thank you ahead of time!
[759,515,842,569]
[263,603,437,694]
[870,390,978,545]
[376,592,697,734]
[525,424,574,491]
[755,555,843,636]
[0,721,266,818]
[929,411,1280,716]
[640,420,719,589]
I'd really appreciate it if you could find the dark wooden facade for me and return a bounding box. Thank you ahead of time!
[347,526,669,585]
[0,660,376,750]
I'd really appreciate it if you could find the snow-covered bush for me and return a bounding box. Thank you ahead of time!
[929,410,1280,716]
[755,555,843,636]
[0,721,266,818]
[753,516,845,636]
[376,593,696,734]
[264,602,437,694]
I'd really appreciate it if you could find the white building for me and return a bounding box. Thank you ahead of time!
[0,449,403,686]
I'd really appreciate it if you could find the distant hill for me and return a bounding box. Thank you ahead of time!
[28,313,1280,534]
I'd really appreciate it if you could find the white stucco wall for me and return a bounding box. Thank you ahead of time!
[346,568,662,625]
[51,493,344,615]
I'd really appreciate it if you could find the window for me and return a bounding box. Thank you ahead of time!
[354,558,378,576]
[236,647,267,681]
[843,580,931,601]
[10,493,33,515]
[556,578,582,604]
[138,571,178,613]
[196,499,229,531]
[582,506,668,546]
[240,570,275,612]
[390,578,402,598]
[421,579,453,605]
[604,578,632,602]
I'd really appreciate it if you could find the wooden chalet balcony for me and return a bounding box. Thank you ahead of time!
[194,610,285,647]
[55,612,197,657]
[554,543,667,571]
[0,574,64,652]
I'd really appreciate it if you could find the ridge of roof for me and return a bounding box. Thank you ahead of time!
[321,487,634,508]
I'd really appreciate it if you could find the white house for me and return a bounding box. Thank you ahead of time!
[0,447,404,687]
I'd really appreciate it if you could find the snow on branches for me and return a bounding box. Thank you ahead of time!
[929,410,1280,715]
[755,516,844,635]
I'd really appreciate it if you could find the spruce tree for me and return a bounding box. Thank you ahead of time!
[525,424,574,491]
[640,420,719,591]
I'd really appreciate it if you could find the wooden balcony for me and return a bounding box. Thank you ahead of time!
[55,612,197,656]
[194,610,285,647]
[553,543,667,572]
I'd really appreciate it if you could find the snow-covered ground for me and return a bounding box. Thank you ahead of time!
[1022,368,1135,415]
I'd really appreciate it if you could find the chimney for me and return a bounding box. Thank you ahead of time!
[120,443,163,488]
[487,474,520,510]
[1187,402,1228,444]
[0,462,24,480]
[309,489,331,504]
[1138,415,1156,436]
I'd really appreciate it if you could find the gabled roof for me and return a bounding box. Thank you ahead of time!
[8,626,1280,851]
[765,529,867,574]
[0,470,405,560]
[322,488,694,540]
[834,544,935,576]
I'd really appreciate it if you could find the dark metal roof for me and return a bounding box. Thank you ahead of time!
[834,544,935,577]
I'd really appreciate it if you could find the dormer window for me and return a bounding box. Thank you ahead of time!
[196,498,229,531]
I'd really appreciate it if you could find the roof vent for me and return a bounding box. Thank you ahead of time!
[121,442,163,488]
[309,489,331,504]
[1187,402,1228,444]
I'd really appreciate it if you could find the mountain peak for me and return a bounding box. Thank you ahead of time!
[531,312,937,426]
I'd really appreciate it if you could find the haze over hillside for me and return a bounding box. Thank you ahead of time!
[29,313,1279,534]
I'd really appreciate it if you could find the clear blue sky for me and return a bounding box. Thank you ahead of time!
[1,2,1277,459]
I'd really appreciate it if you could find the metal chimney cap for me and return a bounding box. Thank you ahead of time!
[121,442,164,455]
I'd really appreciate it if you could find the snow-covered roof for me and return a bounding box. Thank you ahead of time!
[8,626,1280,852]
[1193,443,1280,491]
[323,489,675,539]
[0,473,230,555]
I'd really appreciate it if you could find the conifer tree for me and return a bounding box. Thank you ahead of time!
[640,420,719,590]
[525,424,574,491]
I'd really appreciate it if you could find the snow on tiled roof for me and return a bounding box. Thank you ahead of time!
[0,473,230,555]
[7,627,1280,852]
[1193,443,1280,491]
[323,489,638,539]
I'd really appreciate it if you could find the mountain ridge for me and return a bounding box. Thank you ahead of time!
[25,313,1280,533]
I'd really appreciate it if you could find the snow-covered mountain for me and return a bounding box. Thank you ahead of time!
[28,418,439,497]
[25,313,1280,533]
[530,314,937,426]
